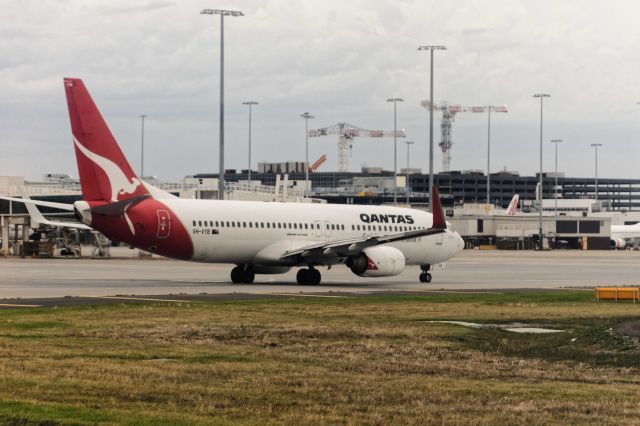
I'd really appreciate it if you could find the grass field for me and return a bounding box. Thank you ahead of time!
[1,291,640,425]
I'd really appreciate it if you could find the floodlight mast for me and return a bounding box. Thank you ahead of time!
[139,114,147,178]
[300,112,315,198]
[405,141,414,204]
[590,143,603,201]
[533,93,550,250]
[201,8,244,200]
[242,101,258,182]
[550,139,563,216]
[417,45,446,211]
[387,97,404,205]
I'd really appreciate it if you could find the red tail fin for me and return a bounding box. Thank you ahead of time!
[431,186,447,230]
[64,78,148,202]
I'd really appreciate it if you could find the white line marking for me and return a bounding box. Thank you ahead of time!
[0,303,42,308]
[81,296,197,303]
[269,293,347,298]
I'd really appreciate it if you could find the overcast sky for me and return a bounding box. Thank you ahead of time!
[1,0,639,181]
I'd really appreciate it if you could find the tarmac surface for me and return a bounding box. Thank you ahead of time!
[2,250,640,307]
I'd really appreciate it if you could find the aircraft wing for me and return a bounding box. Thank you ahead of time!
[279,227,446,260]
[280,185,448,261]
[0,195,74,211]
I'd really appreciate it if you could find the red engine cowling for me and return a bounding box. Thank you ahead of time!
[347,246,406,277]
[611,238,626,249]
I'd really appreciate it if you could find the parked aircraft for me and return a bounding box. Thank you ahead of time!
[610,223,640,249]
[0,78,464,284]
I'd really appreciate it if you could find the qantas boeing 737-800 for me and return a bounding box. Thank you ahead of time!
[0,78,464,285]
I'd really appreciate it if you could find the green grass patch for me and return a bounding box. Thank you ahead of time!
[0,291,638,424]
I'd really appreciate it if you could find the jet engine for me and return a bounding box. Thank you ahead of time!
[610,238,626,250]
[346,246,406,277]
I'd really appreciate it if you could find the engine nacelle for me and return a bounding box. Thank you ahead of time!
[611,238,626,249]
[347,246,406,277]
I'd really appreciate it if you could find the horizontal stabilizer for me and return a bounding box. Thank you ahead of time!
[90,194,150,216]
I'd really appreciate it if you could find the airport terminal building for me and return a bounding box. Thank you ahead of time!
[1,169,639,254]
[201,168,640,211]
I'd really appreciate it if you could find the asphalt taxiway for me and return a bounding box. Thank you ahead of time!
[1,250,639,306]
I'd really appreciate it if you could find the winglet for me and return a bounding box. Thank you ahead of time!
[18,188,47,226]
[431,186,447,230]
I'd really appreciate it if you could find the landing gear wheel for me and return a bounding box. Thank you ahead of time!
[419,271,432,283]
[310,268,321,285]
[230,266,243,284]
[242,269,255,284]
[296,268,310,285]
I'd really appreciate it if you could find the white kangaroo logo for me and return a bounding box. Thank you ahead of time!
[74,137,141,202]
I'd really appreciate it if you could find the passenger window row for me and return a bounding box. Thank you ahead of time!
[193,220,332,230]
[351,224,422,232]
[192,220,423,233]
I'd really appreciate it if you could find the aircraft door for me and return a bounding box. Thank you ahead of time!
[157,209,171,239]
[324,220,332,238]
[314,220,322,238]
[436,233,444,245]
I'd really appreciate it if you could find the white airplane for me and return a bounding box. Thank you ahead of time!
[0,78,464,284]
[610,223,640,249]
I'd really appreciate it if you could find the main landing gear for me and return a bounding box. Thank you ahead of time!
[296,267,322,285]
[230,265,255,284]
[419,264,432,283]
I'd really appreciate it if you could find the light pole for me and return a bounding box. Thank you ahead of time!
[486,106,492,204]
[591,143,602,201]
[300,112,314,198]
[387,97,404,205]
[243,101,258,183]
[550,139,563,216]
[405,141,414,204]
[139,114,147,178]
[418,45,446,211]
[201,8,244,200]
[533,93,550,250]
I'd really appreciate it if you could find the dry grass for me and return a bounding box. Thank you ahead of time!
[0,292,639,425]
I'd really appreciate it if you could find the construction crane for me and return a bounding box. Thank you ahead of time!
[309,122,406,172]
[309,154,327,172]
[420,101,507,172]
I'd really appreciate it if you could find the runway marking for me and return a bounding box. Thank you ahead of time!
[81,296,199,303]
[269,293,348,298]
[0,303,42,308]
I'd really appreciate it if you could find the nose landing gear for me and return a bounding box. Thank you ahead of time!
[296,267,321,285]
[419,264,432,283]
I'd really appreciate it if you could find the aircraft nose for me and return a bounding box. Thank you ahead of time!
[455,232,464,254]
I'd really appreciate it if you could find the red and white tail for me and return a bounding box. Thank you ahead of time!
[64,78,149,203]
[505,194,519,215]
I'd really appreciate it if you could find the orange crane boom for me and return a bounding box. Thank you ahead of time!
[309,154,327,172]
